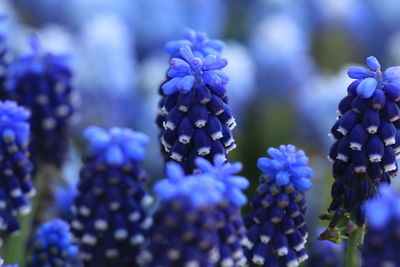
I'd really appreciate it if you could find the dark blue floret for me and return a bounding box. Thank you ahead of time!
[27,219,80,267]
[71,126,152,267]
[327,56,400,228]
[2,36,75,167]
[157,29,236,174]
[244,145,313,267]
[361,185,400,267]
[0,100,34,242]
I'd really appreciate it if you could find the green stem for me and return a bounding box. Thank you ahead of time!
[345,225,365,267]
[2,164,50,265]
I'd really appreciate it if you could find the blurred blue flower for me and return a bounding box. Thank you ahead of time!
[142,162,224,266]
[297,66,352,148]
[144,157,248,267]
[222,42,257,122]
[197,155,249,266]
[76,14,140,128]
[0,100,34,240]
[308,227,343,267]
[71,126,152,266]
[53,147,81,222]
[361,185,400,266]
[195,154,249,206]
[27,219,80,267]
[4,35,75,167]
[326,56,400,228]
[250,12,315,96]
[153,161,224,207]
[244,145,312,267]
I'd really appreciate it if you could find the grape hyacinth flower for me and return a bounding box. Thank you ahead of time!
[196,155,249,266]
[322,56,400,232]
[3,36,75,167]
[143,155,249,267]
[27,219,79,267]
[71,126,152,267]
[156,29,226,162]
[158,30,236,173]
[0,100,34,241]
[244,145,313,267]
[361,185,400,266]
[142,162,224,267]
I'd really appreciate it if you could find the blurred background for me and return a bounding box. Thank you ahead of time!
[2,0,400,264]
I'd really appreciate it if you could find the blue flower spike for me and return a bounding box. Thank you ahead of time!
[244,145,313,267]
[2,35,75,167]
[196,154,249,267]
[27,219,79,267]
[143,155,249,267]
[361,185,400,266]
[157,29,236,174]
[71,126,152,266]
[0,100,34,242]
[325,56,400,232]
[142,162,224,267]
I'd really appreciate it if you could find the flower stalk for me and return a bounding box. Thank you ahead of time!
[345,225,365,267]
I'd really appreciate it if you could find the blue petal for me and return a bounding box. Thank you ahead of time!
[165,162,185,181]
[165,40,191,55]
[228,176,249,189]
[161,77,180,95]
[84,126,111,151]
[124,141,146,162]
[366,56,381,71]
[224,162,243,174]
[207,39,225,51]
[176,75,195,94]
[195,157,214,172]
[384,66,400,79]
[179,46,194,64]
[105,144,124,165]
[356,77,377,98]
[131,131,149,145]
[170,58,191,69]
[293,177,312,192]
[228,189,247,206]
[257,157,272,173]
[347,66,371,79]
[276,171,290,186]
[153,180,177,200]
[202,70,221,86]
